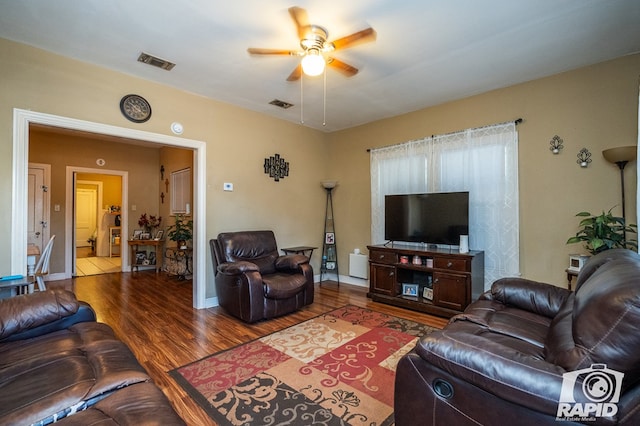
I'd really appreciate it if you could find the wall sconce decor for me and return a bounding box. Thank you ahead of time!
[549,135,563,154]
[264,153,290,182]
[576,148,592,167]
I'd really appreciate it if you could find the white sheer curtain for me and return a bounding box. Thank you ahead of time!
[370,122,520,288]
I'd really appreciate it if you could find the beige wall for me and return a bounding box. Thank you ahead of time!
[327,54,639,287]
[77,173,123,209]
[1,38,328,298]
[2,36,638,295]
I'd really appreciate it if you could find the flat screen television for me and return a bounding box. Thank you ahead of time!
[384,192,469,245]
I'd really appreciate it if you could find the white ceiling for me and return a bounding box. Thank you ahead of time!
[1,0,639,132]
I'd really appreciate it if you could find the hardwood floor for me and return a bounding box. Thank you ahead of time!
[50,272,448,425]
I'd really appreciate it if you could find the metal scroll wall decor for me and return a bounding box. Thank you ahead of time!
[264,153,290,182]
[577,148,592,168]
[549,135,563,154]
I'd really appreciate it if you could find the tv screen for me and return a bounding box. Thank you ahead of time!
[384,192,469,245]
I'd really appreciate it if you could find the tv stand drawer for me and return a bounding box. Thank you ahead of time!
[370,250,396,265]
[434,257,469,272]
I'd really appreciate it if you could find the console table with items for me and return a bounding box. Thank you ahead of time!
[127,239,163,273]
[367,244,484,318]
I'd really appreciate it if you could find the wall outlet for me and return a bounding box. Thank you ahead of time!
[223,182,233,191]
[131,204,137,211]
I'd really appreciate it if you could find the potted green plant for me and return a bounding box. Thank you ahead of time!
[167,214,193,249]
[566,207,638,255]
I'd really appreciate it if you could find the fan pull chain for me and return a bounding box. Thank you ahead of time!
[300,72,304,124]
[323,68,326,127]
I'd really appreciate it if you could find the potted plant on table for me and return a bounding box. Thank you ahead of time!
[167,214,193,249]
[566,207,638,255]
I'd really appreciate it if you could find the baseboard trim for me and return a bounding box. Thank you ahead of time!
[314,274,369,288]
[204,296,219,308]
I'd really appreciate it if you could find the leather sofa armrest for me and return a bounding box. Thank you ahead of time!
[0,289,96,341]
[217,261,260,275]
[482,277,572,318]
[275,254,309,271]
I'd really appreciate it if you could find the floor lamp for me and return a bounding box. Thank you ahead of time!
[602,146,637,221]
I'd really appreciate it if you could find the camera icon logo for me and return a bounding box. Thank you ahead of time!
[557,364,624,419]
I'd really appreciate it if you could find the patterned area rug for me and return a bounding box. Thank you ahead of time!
[169,305,438,425]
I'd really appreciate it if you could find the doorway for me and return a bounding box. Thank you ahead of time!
[76,184,98,249]
[75,175,122,276]
[12,109,209,309]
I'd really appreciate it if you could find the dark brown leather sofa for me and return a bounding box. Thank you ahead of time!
[395,249,640,425]
[211,230,314,323]
[0,289,184,425]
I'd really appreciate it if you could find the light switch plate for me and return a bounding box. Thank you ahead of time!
[223,182,233,191]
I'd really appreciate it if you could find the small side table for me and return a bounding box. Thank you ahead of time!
[0,275,32,297]
[128,239,164,273]
[282,246,317,261]
[565,268,579,291]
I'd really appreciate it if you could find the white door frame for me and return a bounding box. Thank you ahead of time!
[12,108,209,309]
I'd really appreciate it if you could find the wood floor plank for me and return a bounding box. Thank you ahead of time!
[50,272,447,425]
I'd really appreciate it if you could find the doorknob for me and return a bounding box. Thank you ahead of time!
[35,232,41,238]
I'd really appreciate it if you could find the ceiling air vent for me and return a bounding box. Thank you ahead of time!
[137,52,175,71]
[269,99,294,109]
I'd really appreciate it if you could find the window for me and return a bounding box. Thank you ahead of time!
[170,168,191,215]
[370,122,519,288]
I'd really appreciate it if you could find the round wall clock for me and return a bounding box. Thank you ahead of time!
[119,94,152,123]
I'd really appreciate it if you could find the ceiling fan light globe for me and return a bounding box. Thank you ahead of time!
[301,52,325,76]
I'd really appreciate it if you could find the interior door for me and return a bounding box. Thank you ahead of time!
[28,165,49,252]
[76,187,97,247]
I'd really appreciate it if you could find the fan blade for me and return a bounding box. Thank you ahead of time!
[330,27,376,50]
[286,64,302,81]
[247,48,297,56]
[327,57,359,77]
[289,6,310,39]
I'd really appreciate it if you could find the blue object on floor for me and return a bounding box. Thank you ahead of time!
[0,275,24,281]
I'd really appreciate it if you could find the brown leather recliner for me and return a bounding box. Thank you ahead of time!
[395,249,640,425]
[211,230,314,323]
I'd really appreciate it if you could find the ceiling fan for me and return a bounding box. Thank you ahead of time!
[247,6,376,81]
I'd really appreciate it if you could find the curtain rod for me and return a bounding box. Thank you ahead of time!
[366,118,523,152]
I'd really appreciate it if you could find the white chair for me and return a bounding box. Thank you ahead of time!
[30,235,56,292]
